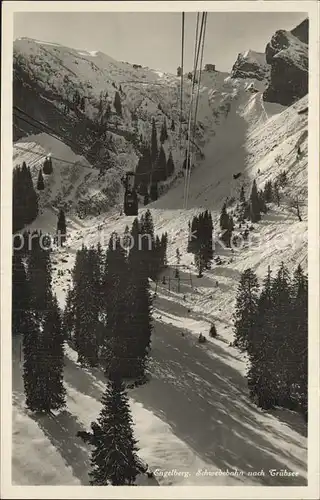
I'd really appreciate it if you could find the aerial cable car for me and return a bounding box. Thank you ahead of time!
[43,155,53,175]
[123,171,138,216]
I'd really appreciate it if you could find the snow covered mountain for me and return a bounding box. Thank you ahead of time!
[13,36,210,215]
[13,18,308,217]
[12,18,309,487]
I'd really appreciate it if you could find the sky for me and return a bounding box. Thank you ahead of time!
[14,11,307,74]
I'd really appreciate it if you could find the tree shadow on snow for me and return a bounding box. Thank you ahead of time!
[63,354,106,402]
[205,266,242,281]
[131,319,307,486]
[267,408,307,438]
[29,410,91,485]
[154,295,233,331]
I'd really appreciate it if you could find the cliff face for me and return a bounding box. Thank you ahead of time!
[231,50,269,81]
[263,19,308,106]
[290,18,309,44]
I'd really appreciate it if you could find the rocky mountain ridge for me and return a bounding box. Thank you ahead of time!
[263,19,308,105]
[13,18,308,216]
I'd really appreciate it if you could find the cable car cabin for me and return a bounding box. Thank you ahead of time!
[124,190,138,216]
[43,156,53,175]
[125,171,136,191]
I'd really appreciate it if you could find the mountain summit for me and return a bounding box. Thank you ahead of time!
[231,50,269,81]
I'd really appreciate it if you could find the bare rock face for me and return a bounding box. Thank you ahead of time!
[290,18,309,44]
[231,50,269,81]
[263,19,308,106]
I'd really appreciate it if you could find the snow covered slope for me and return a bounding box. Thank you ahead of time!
[12,91,308,485]
[13,36,273,216]
[12,23,309,487]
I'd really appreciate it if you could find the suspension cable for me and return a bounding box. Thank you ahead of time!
[185,12,207,209]
[183,12,200,210]
[179,12,185,147]
[14,108,155,178]
[183,12,206,210]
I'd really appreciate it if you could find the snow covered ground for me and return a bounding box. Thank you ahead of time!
[12,313,307,486]
[11,87,308,486]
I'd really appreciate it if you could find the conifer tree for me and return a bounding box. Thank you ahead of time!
[89,378,142,485]
[102,235,131,377]
[22,312,44,412]
[126,218,153,377]
[12,167,24,233]
[171,119,175,131]
[233,268,259,352]
[249,179,261,222]
[82,247,102,366]
[12,163,39,232]
[209,323,217,338]
[219,202,229,231]
[242,263,308,416]
[219,203,233,248]
[23,243,66,412]
[24,164,39,223]
[239,185,245,204]
[66,245,102,366]
[114,91,122,116]
[246,266,277,409]
[194,241,206,278]
[203,210,214,266]
[155,146,167,182]
[263,180,273,203]
[57,209,67,246]
[166,151,175,177]
[258,189,267,214]
[12,252,29,337]
[270,263,293,406]
[160,117,168,143]
[140,209,155,275]
[126,259,153,378]
[37,169,45,191]
[40,295,66,411]
[98,92,103,114]
[63,287,75,343]
[105,102,112,121]
[136,146,152,189]
[150,118,158,166]
[290,264,308,417]
[238,185,248,221]
[27,234,52,315]
[68,245,88,352]
[160,232,168,268]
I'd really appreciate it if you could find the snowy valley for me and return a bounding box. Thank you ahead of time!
[12,16,309,488]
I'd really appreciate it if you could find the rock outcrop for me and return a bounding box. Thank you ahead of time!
[263,19,308,106]
[231,50,269,81]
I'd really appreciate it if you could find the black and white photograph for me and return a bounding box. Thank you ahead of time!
[1,1,319,498]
